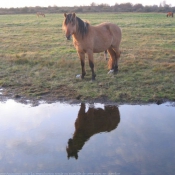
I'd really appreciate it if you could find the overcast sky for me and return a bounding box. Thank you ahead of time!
[0,0,174,8]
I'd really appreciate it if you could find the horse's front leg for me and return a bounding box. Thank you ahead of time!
[77,51,86,79]
[87,52,96,81]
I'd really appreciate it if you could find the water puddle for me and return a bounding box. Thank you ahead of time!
[0,88,3,95]
[0,100,175,173]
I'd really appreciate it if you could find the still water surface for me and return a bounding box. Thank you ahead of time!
[0,100,175,174]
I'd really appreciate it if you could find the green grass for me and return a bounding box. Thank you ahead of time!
[0,13,175,103]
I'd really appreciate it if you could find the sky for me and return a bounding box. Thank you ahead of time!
[0,0,174,8]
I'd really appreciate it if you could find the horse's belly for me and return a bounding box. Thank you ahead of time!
[92,37,112,53]
[93,48,106,53]
[93,43,110,53]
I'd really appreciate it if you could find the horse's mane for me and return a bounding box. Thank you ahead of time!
[64,13,89,38]
[76,17,89,38]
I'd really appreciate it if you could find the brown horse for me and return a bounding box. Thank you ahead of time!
[66,103,120,159]
[62,13,122,80]
[36,12,45,17]
[166,12,173,17]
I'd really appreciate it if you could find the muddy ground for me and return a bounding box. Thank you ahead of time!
[0,85,168,106]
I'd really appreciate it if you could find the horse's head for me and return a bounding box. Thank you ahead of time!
[66,138,78,159]
[62,13,77,40]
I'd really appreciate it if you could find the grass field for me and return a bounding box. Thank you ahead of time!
[0,13,175,103]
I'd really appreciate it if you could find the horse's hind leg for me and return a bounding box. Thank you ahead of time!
[107,47,120,73]
[112,47,121,73]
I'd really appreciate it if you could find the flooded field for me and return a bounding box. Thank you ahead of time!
[0,99,175,174]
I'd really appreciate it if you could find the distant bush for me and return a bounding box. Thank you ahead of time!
[0,2,174,15]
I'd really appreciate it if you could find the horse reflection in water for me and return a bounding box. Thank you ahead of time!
[66,103,120,159]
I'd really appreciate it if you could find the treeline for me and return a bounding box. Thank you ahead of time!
[0,3,175,15]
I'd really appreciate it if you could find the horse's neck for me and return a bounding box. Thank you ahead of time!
[72,32,82,41]
[73,20,90,41]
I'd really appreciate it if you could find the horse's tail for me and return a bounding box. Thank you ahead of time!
[172,13,174,17]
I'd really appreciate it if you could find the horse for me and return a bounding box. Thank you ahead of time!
[62,13,122,80]
[166,12,173,17]
[36,12,45,17]
[66,103,120,159]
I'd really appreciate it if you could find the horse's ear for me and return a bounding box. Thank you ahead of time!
[72,13,76,18]
[64,13,67,18]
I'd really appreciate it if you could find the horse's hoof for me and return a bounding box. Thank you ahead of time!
[91,75,96,81]
[76,74,81,78]
[108,69,114,74]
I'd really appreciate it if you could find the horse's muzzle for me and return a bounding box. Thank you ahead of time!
[66,35,71,40]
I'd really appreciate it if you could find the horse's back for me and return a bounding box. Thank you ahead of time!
[80,22,122,53]
[93,22,122,42]
[95,22,121,34]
